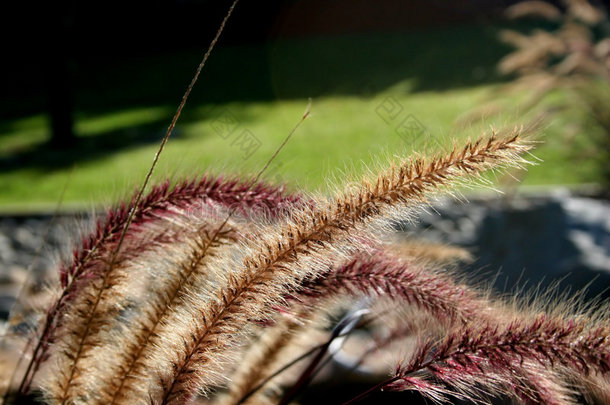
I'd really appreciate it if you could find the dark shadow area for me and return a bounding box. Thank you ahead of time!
[1,19,526,172]
[0,119,170,172]
[300,380,517,404]
[2,0,537,123]
[3,391,42,405]
[2,21,517,121]
[0,97,278,172]
[300,381,433,404]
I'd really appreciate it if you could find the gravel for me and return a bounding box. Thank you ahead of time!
[0,214,90,324]
[1,189,609,323]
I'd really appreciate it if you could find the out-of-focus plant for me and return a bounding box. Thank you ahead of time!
[580,81,610,189]
[508,0,610,184]
[462,0,610,187]
[500,0,609,85]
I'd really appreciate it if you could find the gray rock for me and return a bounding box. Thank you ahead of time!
[0,233,14,264]
[400,191,610,301]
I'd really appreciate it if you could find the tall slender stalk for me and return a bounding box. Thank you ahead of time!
[38,2,241,402]
[348,314,610,404]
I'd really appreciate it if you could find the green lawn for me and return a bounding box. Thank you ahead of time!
[0,24,604,211]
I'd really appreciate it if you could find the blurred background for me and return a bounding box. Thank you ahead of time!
[2,0,608,208]
[2,0,610,311]
[1,0,610,403]
[2,0,610,305]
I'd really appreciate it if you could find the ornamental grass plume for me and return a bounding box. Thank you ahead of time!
[150,128,534,405]
[15,176,303,400]
[11,123,610,405]
[3,2,610,405]
[357,314,610,405]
